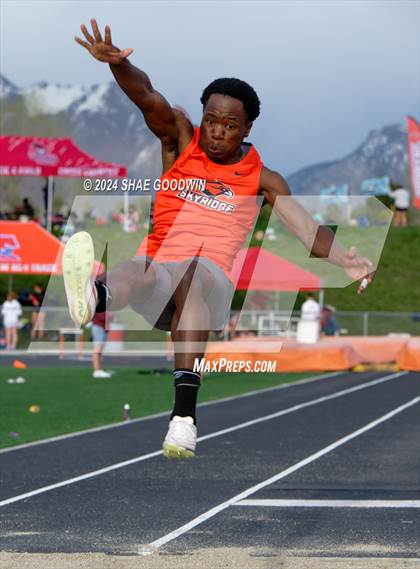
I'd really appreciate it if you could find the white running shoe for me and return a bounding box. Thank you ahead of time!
[62,232,97,326]
[162,415,197,459]
[92,370,112,378]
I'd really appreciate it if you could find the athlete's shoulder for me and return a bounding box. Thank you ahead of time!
[161,109,195,172]
[259,166,291,198]
[172,107,195,152]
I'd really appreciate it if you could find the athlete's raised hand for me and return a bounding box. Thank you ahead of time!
[75,19,133,64]
[343,246,375,294]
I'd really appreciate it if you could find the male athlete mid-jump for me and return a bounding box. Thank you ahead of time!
[64,19,374,459]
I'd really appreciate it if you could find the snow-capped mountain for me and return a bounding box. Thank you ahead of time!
[287,124,409,194]
[0,73,161,179]
[23,81,91,115]
[0,73,410,191]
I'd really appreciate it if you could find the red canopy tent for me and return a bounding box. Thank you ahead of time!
[0,135,127,178]
[0,135,127,231]
[231,247,321,291]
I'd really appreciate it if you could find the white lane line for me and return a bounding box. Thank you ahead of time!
[235,499,420,509]
[194,371,407,445]
[0,371,342,454]
[145,395,420,553]
[0,449,163,508]
[0,371,407,509]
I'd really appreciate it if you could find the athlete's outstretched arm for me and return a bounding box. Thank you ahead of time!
[75,19,192,145]
[260,167,375,293]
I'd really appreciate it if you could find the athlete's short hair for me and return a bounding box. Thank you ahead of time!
[200,78,261,122]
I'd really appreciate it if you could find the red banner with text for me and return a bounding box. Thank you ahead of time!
[407,116,420,209]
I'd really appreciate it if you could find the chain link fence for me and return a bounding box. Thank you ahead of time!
[1,307,419,351]
[231,310,420,338]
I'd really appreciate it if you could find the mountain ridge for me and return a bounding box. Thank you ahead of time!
[0,73,410,192]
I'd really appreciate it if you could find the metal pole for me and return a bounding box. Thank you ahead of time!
[47,176,54,233]
[363,312,369,336]
[346,196,352,224]
[318,288,325,309]
[123,193,129,231]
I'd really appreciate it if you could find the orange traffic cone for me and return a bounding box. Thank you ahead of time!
[13,360,27,369]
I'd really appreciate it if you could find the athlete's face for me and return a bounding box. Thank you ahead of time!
[199,94,252,164]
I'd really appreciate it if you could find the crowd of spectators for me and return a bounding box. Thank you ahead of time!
[0,197,38,222]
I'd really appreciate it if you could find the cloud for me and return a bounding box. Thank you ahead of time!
[1,0,418,174]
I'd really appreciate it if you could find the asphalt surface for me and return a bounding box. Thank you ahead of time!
[0,352,172,369]
[0,371,419,559]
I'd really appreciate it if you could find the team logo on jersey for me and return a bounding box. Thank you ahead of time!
[202,180,234,199]
[0,234,21,261]
[177,178,236,214]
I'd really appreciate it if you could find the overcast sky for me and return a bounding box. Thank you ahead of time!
[1,0,419,174]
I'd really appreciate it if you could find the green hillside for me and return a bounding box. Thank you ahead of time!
[1,224,419,314]
[322,226,420,312]
[234,224,420,314]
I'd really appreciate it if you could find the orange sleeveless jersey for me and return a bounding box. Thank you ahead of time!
[136,127,263,276]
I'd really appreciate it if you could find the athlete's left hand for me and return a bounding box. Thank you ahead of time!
[343,246,375,294]
[75,19,133,64]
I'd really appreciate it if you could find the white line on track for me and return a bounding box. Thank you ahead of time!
[0,371,342,454]
[145,395,420,553]
[235,499,420,508]
[193,371,407,445]
[0,371,408,509]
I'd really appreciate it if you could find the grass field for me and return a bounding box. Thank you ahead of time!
[237,224,420,313]
[0,367,314,449]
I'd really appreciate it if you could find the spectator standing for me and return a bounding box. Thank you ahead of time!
[249,291,270,329]
[29,283,45,340]
[297,292,320,343]
[300,292,320,321]
[91,311,113,378]
[321,304,340,336]
[1,292,22,350]
[14,197,35,221]
[127,204,140,232]
[389,185,410,227]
